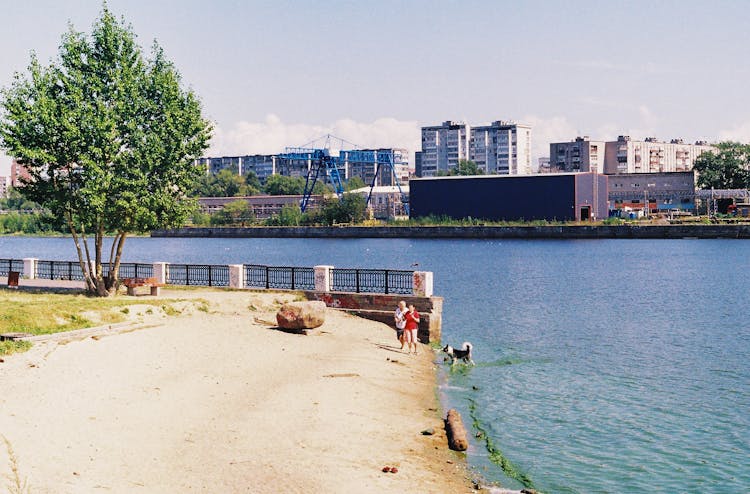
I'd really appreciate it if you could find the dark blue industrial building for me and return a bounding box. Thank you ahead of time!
[409,172,608,221]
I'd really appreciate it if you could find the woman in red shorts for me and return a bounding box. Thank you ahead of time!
[403,304,420,355]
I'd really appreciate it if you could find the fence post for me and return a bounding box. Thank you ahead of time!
[314,265,333,292]
[23,258,37,280]
[412,271,434,297]
[229,264,244,289]
[153,262,168,284]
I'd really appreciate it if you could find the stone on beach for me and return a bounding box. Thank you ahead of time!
[276,301,327,330]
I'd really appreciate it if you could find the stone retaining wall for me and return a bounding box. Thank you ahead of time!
[302,291,442,343]
[153,224,750,239]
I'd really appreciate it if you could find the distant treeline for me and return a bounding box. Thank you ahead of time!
[0,189,64,233]
[192,169,366,198]
[190,194,368,227]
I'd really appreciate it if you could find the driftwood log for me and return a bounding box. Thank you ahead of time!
[445,408,468,451]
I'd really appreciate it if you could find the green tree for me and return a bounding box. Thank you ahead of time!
[451,159,483,176]
[315,194,367,226]
[190,210,211,226]
[263,174,306,195]
[344,176,366,191]
[0,7,211,295]
[265,203,303,226]
[242,171,262,194]
[693,142,750,189]
[213,169,245,196]
[211,200,254,226]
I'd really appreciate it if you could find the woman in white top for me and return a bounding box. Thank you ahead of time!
[394,300,407,351]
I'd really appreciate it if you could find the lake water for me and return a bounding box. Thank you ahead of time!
[1,236,748,493]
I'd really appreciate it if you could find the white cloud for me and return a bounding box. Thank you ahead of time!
[718,122,750,143]
[521,114,578,161]
[208,114,421,158]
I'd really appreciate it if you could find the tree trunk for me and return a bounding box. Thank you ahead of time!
[66,212,96,294]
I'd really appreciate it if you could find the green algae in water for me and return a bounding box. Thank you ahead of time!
[468,399,538,491]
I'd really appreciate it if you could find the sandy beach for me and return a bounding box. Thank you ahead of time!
[0,289,478,493]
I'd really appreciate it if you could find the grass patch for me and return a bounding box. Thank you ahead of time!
[0,340,32,356]
[0,288,180,343]
[161,305,181,316]
[2,435,30,494]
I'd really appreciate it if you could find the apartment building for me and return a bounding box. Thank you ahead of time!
[241,155,277,181]
[339,148,410,186]
[608,171,696,213]
[10,159,31,187]
[469,121,532,175]
[549,136,605,173]
[0,176,10,198]
[419,121,469,176]
[603,136,714,174]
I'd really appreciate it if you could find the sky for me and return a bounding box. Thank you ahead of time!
[2,0,750,174]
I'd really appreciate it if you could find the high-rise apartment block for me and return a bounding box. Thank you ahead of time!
[549,136,715,174]
[339,148,410,186]
[419,121,469,177]
[603,136,714,174]
[241,155,278,181]
[549,136,605,173]
[418,120,532,176]
[195,148,410,186]
[469,121,532,175]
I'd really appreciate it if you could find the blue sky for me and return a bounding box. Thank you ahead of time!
[2,0,749,173]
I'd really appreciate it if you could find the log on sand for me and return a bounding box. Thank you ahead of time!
[445,408,468,451]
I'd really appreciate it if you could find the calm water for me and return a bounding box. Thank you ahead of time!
[1,236,748,493]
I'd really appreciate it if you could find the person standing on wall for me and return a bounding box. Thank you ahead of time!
[404,303,421,355]
[394,300,407,351]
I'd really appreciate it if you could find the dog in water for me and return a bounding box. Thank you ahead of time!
[442,342,475,367]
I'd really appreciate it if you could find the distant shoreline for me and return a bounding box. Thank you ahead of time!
[152,224,750,239]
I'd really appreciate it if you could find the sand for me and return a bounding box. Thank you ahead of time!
[0,289,478,493]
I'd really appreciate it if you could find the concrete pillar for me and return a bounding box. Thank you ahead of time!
[413,271,433,297]
[229,264,244,289]
[23,258,37,279]
[153,262,168,284]
[314,265,333,292]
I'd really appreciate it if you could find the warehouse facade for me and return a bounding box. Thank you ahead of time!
[409,172,607,222]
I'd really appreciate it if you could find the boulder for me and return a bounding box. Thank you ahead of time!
[276,301,326,330]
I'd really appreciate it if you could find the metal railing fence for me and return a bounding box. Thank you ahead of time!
[243,265,316,290]
[8,259,415,295]
[36,260,85,281]
[0,258,24,277]
[330,268,413,294]
[166,264,230,287]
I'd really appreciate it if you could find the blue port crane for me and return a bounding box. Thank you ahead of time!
[276,134,409,214]
[277,147,345,212]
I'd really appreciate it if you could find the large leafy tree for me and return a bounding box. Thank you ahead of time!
[693,142,750,189]
[0,8,211,296]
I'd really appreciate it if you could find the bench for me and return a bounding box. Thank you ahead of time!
[122,277,164,296]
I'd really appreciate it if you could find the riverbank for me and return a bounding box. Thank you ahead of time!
[152,224,750,239]
[0,289,480,493]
